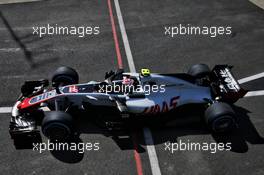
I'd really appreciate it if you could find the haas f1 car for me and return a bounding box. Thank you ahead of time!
[9,64,247,143]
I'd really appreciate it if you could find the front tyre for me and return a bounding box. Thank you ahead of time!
[42,111,74,141]
[52,66,79,87]
[205,102,237,133]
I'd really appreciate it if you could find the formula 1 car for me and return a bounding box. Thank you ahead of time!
[9,64,247,144]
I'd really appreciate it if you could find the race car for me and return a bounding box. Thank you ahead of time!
[9,64,247,144]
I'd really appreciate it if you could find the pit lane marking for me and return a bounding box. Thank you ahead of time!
[244,90,264,97]
[237,72,264,97]
[238,72,264,84]
[107,0,123,69]
[107,0,143,175]
[112,0,162,174]
[0,106,50,114]
[0,47,78,53]
[0,0,42,4]
[0,107,12,113]
[113,0,136,73]
[249,0,264,10]
[143,128,162,175]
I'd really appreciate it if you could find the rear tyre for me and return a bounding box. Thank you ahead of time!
[188,64,211,78]
[52,66,79,87]
[205,102,236,133]
[42,111,74,141]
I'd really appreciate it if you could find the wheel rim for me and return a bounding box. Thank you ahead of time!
[212,116,235,132]
[43,122,71,141]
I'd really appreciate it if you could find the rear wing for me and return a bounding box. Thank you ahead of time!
[211,65,248,103]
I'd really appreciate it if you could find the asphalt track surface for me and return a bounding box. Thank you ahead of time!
[0,0,263,175]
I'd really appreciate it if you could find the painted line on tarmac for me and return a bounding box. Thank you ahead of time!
[238,72,264,84]
[112,0,162,175]
[107,0,123,69]
[113,0,136,73]
[238,72,264,97]
[0,107,12,113]
[0,0,42,4]
[132,132,144,175]
[249,0,264,10]
[0,106,50,114]
[0,47,80,53]
[143,128,162,175]
[244,90,264,97]
[107,0,143,175]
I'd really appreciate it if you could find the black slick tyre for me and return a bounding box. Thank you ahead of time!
[42,111,74,141]
[52,66,79,87]
[205,102,236,133]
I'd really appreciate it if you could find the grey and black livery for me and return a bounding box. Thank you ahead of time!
[9,64,247,146]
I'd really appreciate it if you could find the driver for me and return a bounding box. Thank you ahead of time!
[122,76,134,86]
[102,69,139,94]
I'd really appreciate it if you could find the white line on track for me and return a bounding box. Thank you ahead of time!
[113,0,136,73]
[0,0,42,5]
[0,106,50,114]
[244,90,264,97]
[0,107,12,113]
[113,0,161,174]
[238,72,264,84]
[0,48,21,52]
[0,47,78,53]
[143,128,162,175]
[249,0,264,10]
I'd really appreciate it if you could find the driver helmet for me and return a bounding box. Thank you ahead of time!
[122,76,134,85]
